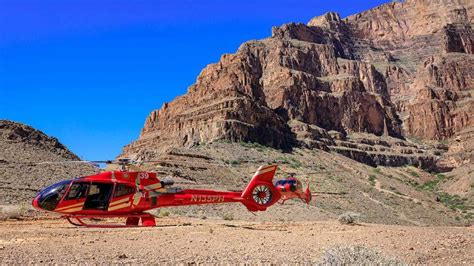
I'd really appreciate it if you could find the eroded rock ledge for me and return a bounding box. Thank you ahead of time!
[122,0,473,171]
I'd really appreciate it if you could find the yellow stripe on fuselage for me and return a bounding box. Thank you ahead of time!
[108,202,130,211]
[145,183,162,190]
[55,202,84,211]
[60,206,84,213]
[109,197,130,206]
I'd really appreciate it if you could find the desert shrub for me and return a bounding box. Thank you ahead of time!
[230,159,241,166]
[0,205,26,220]
[407,180,419,187]
[239,141,267,150]
[158,209,170,217]
[437,193,468,211]
[222,213,234,221]
[368,175,377,186]
[275,156,290,164]
[289,157,303,168]
[337,212,360,225]
[418,173,447,191]
[406,168,419,178]
[318,245,406,265]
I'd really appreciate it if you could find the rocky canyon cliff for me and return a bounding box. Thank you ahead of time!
[121,0,473,171]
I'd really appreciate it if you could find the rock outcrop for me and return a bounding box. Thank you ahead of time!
[405,53,473,140]
[122,0,474,170]
[0,120,96,205]
[0,120,78,162]
[444,23,474,54]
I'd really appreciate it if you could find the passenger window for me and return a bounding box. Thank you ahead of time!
[88,184,100,196]
[114,184,135,198]
[65,182,89,200]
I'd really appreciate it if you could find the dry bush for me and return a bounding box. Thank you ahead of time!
[318,245,406,265]
[338,212,360,225]
[159,209,171,217]
[222,213,234,221]
[0,205,28,220]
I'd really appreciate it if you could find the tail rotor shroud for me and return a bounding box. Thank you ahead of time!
[252,185,273,205]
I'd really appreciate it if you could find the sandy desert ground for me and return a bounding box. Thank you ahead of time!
[0,217,472,264]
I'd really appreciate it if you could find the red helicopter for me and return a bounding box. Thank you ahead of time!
[32,159,312,227]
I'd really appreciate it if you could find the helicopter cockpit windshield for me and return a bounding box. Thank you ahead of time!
[274,178,303,192]
[35,180,71,211]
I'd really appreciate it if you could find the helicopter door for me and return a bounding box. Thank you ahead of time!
[108,183,135,212]
[83,182,114,210]
[55,181,89,212]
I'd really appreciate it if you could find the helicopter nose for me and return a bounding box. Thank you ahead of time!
[32,195,40,210]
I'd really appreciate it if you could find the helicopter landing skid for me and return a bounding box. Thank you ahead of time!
[64,213,156,228]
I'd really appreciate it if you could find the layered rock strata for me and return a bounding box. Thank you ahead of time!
[122,0,474,170]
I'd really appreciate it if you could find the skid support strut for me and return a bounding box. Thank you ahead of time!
[64,213,156,228]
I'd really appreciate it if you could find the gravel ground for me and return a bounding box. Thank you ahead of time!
[0,217,472,264]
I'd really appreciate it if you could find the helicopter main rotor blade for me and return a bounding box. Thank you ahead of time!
[134,160,165,163]
[4,160,109,166]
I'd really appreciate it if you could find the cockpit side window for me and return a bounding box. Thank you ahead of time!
[275,180,287,186]
[65,182,89,200]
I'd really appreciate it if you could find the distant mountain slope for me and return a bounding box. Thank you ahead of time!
[0,120,96,205]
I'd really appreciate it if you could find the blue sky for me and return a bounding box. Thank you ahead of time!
[0,0,390,160]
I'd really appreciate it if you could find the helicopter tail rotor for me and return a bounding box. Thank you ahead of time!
[240,165,279,211]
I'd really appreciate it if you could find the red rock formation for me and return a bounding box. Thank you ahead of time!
[122,0,474,170]
[405,54,473,140]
